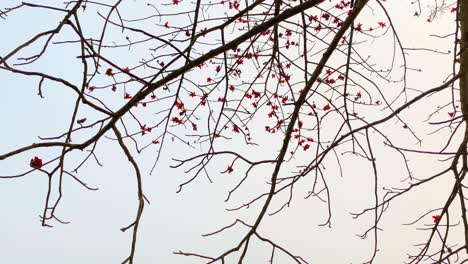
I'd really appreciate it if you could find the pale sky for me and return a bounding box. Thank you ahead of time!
[0,0,464,263]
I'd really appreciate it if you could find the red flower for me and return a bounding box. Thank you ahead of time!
[314,24,322,32]
[226,166,234,173]
[216,65,222,73]
[448,111,455,117]
[251,90,261,98]
[354,23,362,32]
[323,104,331,111]
[123,67,130,73]
[375,100,381,105]
[30,156,43,169]
[105,68,114,76]
[124,93,132,99]
[378,21,386,28]
[175,101,184,110]
[173,0,179,4]
[171,116,183,124]
[432,215,441,224]
[164,21,169,28]
[309,15,318,22]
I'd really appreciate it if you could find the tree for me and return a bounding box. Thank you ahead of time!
[0,0,466,263]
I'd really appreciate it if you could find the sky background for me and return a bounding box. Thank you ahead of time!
[0,0,464,263]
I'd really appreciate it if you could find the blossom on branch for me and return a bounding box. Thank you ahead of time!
[30,156,43,170]
[105,68,114,77]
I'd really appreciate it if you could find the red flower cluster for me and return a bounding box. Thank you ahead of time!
[105,68,114,76]
[354,23,363,32]
[171,116,183,124]
[30,156,43,169]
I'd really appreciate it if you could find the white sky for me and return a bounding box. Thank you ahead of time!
[0,0,465,263]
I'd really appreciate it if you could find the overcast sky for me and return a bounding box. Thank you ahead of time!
[0,0,463,263]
